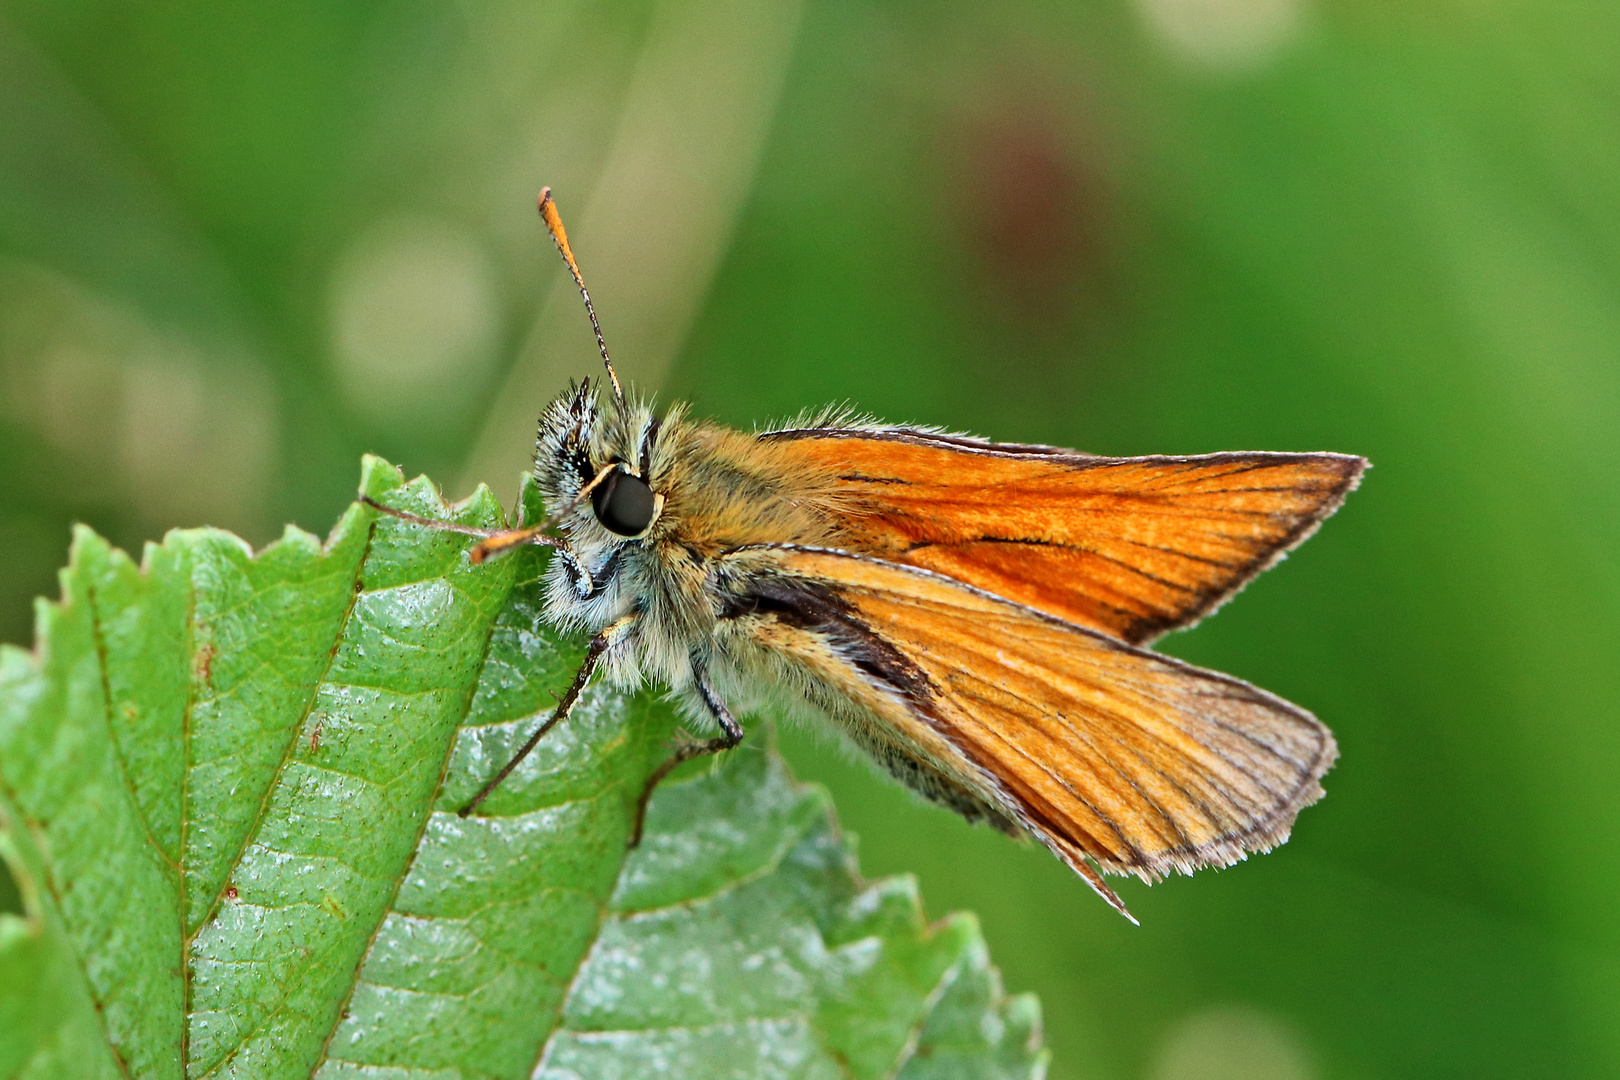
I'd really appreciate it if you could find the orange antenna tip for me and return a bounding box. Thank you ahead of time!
[536,187,624,405]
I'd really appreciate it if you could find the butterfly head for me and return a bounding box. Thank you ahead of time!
[534,378,668,545]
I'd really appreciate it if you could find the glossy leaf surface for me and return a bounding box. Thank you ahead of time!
[0,456,1044,1080]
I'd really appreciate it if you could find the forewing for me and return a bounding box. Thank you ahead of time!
[762,426,1366,644]
[730,546,1337,895]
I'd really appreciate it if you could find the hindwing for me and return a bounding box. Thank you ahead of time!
[715,545,1338,917]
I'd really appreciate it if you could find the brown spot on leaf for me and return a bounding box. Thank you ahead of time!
[194,642,216,686]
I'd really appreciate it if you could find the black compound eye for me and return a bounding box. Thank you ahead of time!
[591,468,657,536]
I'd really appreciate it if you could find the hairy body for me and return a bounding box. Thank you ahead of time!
[520,380,1360,917]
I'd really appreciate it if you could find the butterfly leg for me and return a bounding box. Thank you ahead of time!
[628,663,744,847]
[458,614,636,816]
[361,494,562,564]
[361,495,504,539]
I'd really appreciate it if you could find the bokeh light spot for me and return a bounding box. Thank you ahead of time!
[1134,0,1306,72]
[329,216,502,426]
[0,261,276,536]
[1150,1004,1317,1080]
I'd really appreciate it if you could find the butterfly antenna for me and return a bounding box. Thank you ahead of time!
[538,188,625,408]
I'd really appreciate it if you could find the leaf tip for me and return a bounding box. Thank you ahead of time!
[517,472,547,527]
[454,483,507,529]
[358,455,407,502]
[66,522,110,568]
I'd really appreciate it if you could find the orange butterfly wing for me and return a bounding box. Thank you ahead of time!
[763,426,1366,644]
[720,546,1337,918]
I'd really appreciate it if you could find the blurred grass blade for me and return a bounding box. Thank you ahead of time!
[460,0,805,494]
[0,455,1044,1079]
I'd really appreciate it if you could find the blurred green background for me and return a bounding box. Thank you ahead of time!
[1,0,1616,1076]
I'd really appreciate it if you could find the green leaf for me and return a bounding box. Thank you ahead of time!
[0,456,1046,1080]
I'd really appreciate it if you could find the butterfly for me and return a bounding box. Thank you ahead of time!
[368,189,1365,922]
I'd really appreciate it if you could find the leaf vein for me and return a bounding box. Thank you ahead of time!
[307,551,519,1078]
[184,518,375,945]
[82,581,182,878]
